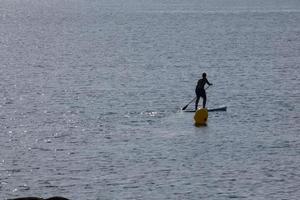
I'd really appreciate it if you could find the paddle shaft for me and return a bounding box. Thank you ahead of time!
[182,97,196,110]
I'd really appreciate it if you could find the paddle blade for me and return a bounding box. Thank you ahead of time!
[182,104,189,110]
[182,96,196,110]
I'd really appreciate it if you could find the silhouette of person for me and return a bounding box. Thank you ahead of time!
[195,72,212,110]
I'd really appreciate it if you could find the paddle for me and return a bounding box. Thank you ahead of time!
[181,85,211,110]
[182,97,196,110]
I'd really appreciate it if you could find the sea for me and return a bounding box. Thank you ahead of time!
[0,0,299,199]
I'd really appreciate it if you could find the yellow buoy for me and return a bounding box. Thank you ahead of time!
[194,108,208,126]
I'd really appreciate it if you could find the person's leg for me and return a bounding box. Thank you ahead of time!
[195,95,200,110]
[202,92,207,108]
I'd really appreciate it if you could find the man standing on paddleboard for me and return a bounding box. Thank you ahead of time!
[195,73,212,110]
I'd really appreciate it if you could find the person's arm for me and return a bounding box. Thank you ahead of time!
[206,78,213,86]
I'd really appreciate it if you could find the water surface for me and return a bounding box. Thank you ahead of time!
[0,0,299,199]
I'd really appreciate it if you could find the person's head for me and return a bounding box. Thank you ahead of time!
[202,73,207,78]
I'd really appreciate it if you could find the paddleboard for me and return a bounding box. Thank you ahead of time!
[184,106,227,112]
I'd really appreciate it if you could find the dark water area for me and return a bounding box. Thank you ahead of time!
[0,0,299,199]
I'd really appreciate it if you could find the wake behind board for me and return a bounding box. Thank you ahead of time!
[184,106,227,112]
[194,108,208,126]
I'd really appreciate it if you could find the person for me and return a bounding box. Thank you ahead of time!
[195,72,212,110]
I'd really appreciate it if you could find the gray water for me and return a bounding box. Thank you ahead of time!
[0,0,300,199]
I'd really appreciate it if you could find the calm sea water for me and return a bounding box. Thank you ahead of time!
[0,0,299,199]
